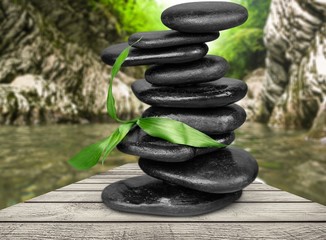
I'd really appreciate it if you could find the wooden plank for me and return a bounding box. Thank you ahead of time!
[82,175,142,181]
[57,183,277,191]
[100,168,263,182]
[82,177,262,184]
[99,170,143,175]
[109,168,141,172]
[0,202,325,222]
[114,163,140,170]
[1,223,325,240]
[26,190,311,203]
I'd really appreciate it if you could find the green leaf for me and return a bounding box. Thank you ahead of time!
[101,122,135,164]
[68,138,110,170]
[68,122,135,170]
[107,47,130,121]
[137,117,226,148]
[106,38,142,123]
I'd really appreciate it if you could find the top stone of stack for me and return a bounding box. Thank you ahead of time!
[161,1,248,33]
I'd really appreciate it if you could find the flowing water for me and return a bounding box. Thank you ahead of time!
[0,122,325,209]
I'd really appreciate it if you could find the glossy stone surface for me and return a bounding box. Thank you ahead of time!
[132,78,247,108]
[129,30,219,49]
[142,104,246,135]
[139,147,259,193]
[101,43,208,66]
[118,127,234,162]
[161,2,248,33]
[145,55,228,86]
[102,175,242,216]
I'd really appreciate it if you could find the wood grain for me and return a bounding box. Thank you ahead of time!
[57,182,278,191]
[83,176,261,184]
[0,202,325,222]
[0,223,325,240]
[0,163,324,239]
[27,190,311,203]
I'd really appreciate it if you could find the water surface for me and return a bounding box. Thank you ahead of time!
[0,123,325,209]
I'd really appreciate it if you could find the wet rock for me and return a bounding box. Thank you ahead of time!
[101,43,208,66]
[102,175,242,216]
[132,78,248,108]
[139,147,259,193]
[145,55,228,86]
[142,104,246,134]
[161,2,248,33]
[118,127,234,162]
[129,30,219,49]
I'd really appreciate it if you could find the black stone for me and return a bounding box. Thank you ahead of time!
[132,78,247,108]
[139,147,259,194]
[102,175,242,216]
[129,30,219,49]
[101,43,208,66]
[161,2,248,33]
[117,127,235,162]
[142,104,246,134]
[145,55,228,86]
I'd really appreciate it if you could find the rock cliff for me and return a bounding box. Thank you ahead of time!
[244,0,326,139]
[0,0,145,125]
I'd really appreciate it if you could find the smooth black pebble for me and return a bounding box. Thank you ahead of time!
[129,30,219,49]
[145,55,228,86]
[102,175,242,216]
[142,104,246,134]
[139,147,259,194]
[117,127,234,162]
[161,2,248,33]
[132,78,247,108]
[101,42,208,66]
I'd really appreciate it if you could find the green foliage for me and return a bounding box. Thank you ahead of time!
[89,0,166,36]
[106,37,142,123]
[100,122,135,163]
[68,137,111,170]
[210,0,271,79]
[137,117,225,148]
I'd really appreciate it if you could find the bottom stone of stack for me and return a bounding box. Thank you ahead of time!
[102,175,242,216]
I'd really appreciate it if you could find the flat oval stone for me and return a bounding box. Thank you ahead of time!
[145,55,228,85]
[102,175,242,216]
[161,2,248,33]
[101,43,208,66]
[129,30,219,49]
[118,127,234,162]
[142,104,246,134]
[132,78,247,108]
[139,147,258,194]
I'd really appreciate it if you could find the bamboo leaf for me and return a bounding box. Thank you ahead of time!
[107,47,130,121]
[68,122,135,170]
[106,38,142,123]
[68,138,110,170]
[137,117,226,148]
[101,122,135,164]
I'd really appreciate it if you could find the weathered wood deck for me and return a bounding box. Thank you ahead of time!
[0,163,325,239]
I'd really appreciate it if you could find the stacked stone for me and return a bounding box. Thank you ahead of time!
[101,2,258,216]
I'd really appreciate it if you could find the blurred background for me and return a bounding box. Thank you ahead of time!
[0,0,325,210]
